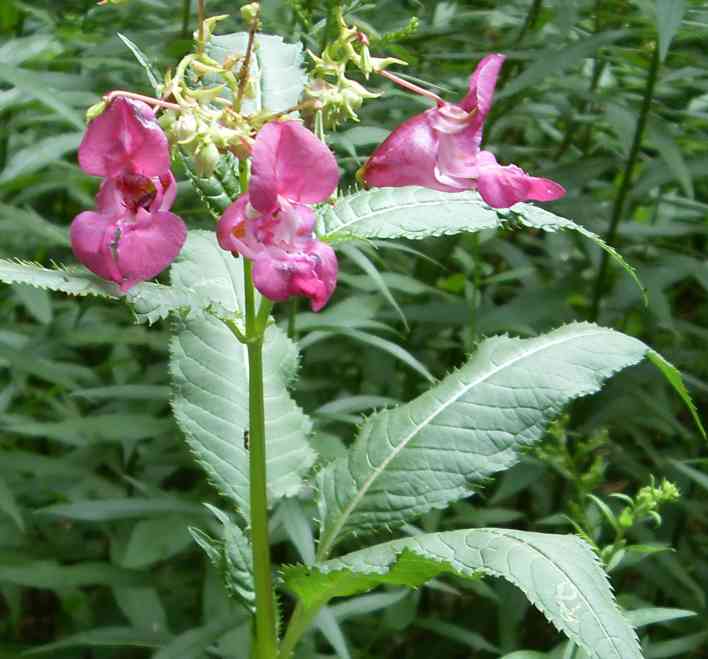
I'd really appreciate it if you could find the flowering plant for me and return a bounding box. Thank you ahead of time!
[0,3,703,659]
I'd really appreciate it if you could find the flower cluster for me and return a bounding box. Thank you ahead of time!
[70,97,187,291]
[217,121,339,311]
[360,54,565,208]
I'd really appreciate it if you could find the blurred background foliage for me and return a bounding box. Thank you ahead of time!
[0,0,706,657]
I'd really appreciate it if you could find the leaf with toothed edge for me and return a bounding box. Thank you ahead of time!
[284,528,643,659]
[319,187,644,300]
[168,232,316,519]
[315,322,701,557]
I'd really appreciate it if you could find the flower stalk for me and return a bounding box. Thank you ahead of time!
[240,158,278,659]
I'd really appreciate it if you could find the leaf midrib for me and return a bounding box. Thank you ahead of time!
[318,327,642,559]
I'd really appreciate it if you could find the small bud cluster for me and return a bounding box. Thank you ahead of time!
[305,8,404,128]
[616,476,680,529]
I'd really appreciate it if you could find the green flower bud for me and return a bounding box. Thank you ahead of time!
[86,100,107,122]
[241,2,261,26]
[194,141,221,177]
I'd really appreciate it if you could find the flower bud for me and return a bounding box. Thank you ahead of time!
[241,2,261,27]
[194,141,221,177]
[174,113,199,143]
[86,100,108,122]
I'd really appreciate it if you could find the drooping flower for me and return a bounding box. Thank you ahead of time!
[218,121,339,311]
[360,54,565,208]
[70,97,186,291]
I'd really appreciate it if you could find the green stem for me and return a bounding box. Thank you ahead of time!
[181,0,191,38]
[279,602,319,659]
[589,43,660,321]
[287,298,298,339]
[245,258,279,659]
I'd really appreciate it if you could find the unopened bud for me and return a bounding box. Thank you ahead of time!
[86,100,107,122]
[241,2,261,27]
[194,141,221,177]
[174,113,199,142]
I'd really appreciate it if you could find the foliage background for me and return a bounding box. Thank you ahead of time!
[0,0,706,657]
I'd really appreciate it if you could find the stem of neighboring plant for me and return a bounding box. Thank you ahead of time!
[515,0,543,46]
[590,43,660,320]
[181,0,191,38]
[238,159,278,659]
[196,0,205,54]
[235,8,259,113]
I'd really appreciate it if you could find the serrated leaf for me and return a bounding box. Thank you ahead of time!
[284,528,642,659]
[191,504,255,613]
[316,323,697,556]
[169,233,315,518]
[320,188,643,299]
[0,259,119,297]
[207,33,307,114]
[180,150,241,218]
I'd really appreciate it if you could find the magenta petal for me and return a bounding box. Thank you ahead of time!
[362,112,459,192]
[460,53,505,116]
[526,177,566,202]
[252,248,292,302]
[294,240,338,312]
[217,195,260,258]
[70,210,123,284]
[114,210,187,291]
[250,121,339,213]
[78,97,170,178]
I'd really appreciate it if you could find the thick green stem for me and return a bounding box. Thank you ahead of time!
[589,44,660,320]
[245,259,279,659]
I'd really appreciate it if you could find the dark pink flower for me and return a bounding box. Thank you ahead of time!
[70,97,186,291]
[71,172,186,291]
[360,54,565,208]
[218,121,340,311]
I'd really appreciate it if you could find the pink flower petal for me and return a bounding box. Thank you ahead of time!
[475,150,565,208]
[249,121,339,213]
[78,97,170,178]
[115,209,187,291]
[460,53,505,117]
[251,240,338,311]
[361,112,459,192]
[70,210,123,284]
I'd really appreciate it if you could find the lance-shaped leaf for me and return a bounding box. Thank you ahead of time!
[169,233,315,519]
[285,528,642,659]
[316,323,698,557]
[319,187,642,299]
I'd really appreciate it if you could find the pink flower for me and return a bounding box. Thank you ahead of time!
[71,172,186,291]
[70,97,186,291]
[218,121,340,311]
[360,54,565,208]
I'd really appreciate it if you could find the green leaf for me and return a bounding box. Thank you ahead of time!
[180,149,241,218]
[647,351,705,438]
[655,0,686,63]
[25,627,171,655]
[117,32,162,91]
[0,476,24,532]
[153,615,234,659]
[320,188,643,300]
[37,498,205,521]
[190,504,255,613]
[284,528,642,659]
[625,607,696,629]
[0,561,147,590]
[0,259,119,298]
[207,33,308,113]
[320,187,500,240]
[169,232,315,518]
[121,515,193,569]
[0,65,84,129]
[315,323,694,556]
[0,132,82,184]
